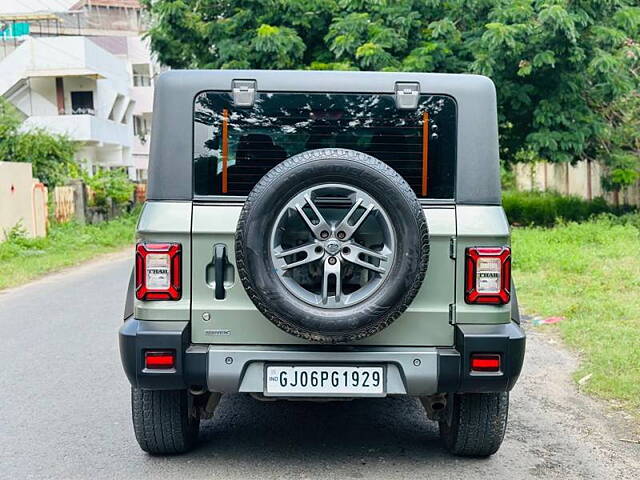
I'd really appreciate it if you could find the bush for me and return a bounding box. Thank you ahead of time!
[85,169,134,207]
[503,190,635,227]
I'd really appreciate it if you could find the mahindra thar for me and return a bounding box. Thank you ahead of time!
[119,70,525,456]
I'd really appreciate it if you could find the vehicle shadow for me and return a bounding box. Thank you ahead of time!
[189,394,452,467]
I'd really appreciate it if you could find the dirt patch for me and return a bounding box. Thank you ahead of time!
[509,319,640,478]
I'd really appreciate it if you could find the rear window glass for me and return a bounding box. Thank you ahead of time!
[193,92,456,198]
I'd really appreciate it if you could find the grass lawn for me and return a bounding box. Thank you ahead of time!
[512,215,640,416]
[0,209,138,290]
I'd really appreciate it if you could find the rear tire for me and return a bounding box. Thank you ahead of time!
[439,392,509,457]
[131,388,200,454]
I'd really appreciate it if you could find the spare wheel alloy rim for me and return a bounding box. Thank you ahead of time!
[269,183,396,309]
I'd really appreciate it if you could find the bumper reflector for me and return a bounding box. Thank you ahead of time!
[145,350,176,369]
[470,354,501,373]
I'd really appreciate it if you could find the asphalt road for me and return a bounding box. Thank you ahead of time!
[1,252,638,480]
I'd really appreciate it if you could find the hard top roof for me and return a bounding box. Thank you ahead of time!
[147,70,500,205]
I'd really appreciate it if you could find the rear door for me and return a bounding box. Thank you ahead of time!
[190,90,457,346]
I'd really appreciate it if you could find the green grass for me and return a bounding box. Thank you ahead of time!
[512,214,640,415]
[0,208,139,290]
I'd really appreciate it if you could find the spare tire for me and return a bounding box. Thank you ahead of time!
[235,148,429,343]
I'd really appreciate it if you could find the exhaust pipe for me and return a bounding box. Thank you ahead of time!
[189,386,207,396]
[421,393,448,421]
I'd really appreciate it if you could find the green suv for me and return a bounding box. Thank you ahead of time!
[119,70,525,456]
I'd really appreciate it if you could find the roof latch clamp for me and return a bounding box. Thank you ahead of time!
[395,82,420,110]
[232,80,257,107]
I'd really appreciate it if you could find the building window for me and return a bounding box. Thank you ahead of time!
[132,64,151,87]
[122,100,135,125]
[109,94,125,121]
[134,115,150,143]
[136,169,148,182]
[133,115,149,135]
[71,91,95,115]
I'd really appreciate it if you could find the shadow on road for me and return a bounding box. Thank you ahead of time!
[183,394,457,466]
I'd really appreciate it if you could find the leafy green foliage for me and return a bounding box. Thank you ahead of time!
[503,190,634,226]
[142,0,640,190]
[84,168,135,207]
[0,97,20,142]
[0,98,77,187]
[2,221,28,244]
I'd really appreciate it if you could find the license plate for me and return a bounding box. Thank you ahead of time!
[265,365,385,396]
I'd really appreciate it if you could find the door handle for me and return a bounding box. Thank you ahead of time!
[213,244,227,300]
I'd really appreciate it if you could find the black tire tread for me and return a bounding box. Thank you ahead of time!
[235,148,429,344]
[131,388,199,454]
[439,392,509,457]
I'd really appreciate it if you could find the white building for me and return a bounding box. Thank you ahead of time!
[0,0,156,180]
[90,35,157,180]
[0,36,135,173]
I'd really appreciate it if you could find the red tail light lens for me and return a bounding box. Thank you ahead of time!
[470,354,501,372]
[465,246,511,304]
[145,350,176,369]
[135,243,182,301]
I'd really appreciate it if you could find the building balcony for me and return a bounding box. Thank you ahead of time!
[0,36,131,99]
[23,114,132,148]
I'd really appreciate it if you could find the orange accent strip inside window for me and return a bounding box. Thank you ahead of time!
[422,111,429,197]
[221,108,229,194]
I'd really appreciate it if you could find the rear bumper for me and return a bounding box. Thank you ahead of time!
[119,318,525,395]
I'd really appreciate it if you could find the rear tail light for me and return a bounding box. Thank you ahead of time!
[136,243,182,300]
[465,246,511,304]
[470,354,501,373]
[144,350,176,369]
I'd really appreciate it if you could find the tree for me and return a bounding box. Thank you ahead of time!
[142,0,640,191]
[0,98,77,187]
